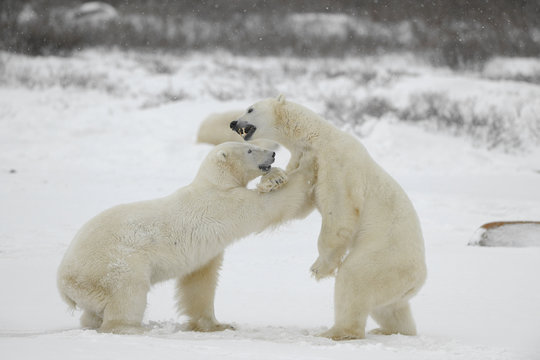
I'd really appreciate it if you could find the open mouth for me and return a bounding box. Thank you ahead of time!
[238,125,256,141]
[258,164,272,172]
[230,121,257,141]
[259,156,274,172]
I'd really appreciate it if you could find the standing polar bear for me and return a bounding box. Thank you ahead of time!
[231,95,427,340]
[57,142,314,334]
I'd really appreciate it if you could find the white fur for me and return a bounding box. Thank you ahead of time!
[197,110,278,150]
[197,110,245,145]
[57,142,314,334]
[234,96,427,340]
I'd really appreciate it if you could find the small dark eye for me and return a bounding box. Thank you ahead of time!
[247,108,253,113]
[248,149,252,153]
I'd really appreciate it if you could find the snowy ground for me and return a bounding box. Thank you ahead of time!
[1,50,540,360]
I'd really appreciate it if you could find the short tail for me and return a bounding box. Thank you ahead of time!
[59,290,77,310]
[57,273,77,311]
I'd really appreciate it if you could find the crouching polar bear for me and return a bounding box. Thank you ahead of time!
[231,95,427,340]
[57,142,314,334]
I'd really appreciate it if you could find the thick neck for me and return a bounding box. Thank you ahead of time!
[192,162,247,190]
[274,101,334,148]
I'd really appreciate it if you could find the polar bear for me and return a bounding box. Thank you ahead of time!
[230,95,427,340]
[57,142,314,334]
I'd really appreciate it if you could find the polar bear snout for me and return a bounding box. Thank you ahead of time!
[258,152,275,172]
[230,120,257,141]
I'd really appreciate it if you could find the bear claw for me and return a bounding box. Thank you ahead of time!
[257,168,288,193]
[310,257,337,280]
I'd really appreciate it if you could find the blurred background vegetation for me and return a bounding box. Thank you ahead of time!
[1,0,539,68]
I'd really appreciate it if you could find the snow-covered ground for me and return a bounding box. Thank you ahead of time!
[1,50,539,360]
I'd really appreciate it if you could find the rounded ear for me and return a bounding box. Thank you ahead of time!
[276,94,286,104]
[216,150,228,162]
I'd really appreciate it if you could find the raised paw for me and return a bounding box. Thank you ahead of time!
[310,256,338,280]
[257,168,288,193]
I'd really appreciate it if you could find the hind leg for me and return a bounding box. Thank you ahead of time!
[321,298,369,340]
[80,310,102,329]
[320,258,370,340]
[176,253,233,332]
[370,301,417,336]
[99,281,149,334]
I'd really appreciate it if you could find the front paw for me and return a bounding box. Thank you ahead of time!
[257,168,288,193]
[310,257,338,280]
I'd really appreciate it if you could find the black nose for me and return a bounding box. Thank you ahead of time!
[272,152,276,158]
[230,120,238,130]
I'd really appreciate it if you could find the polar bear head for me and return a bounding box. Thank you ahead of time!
[230,95,318,148]
[229,95,285,142]
[198,142,276,188]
